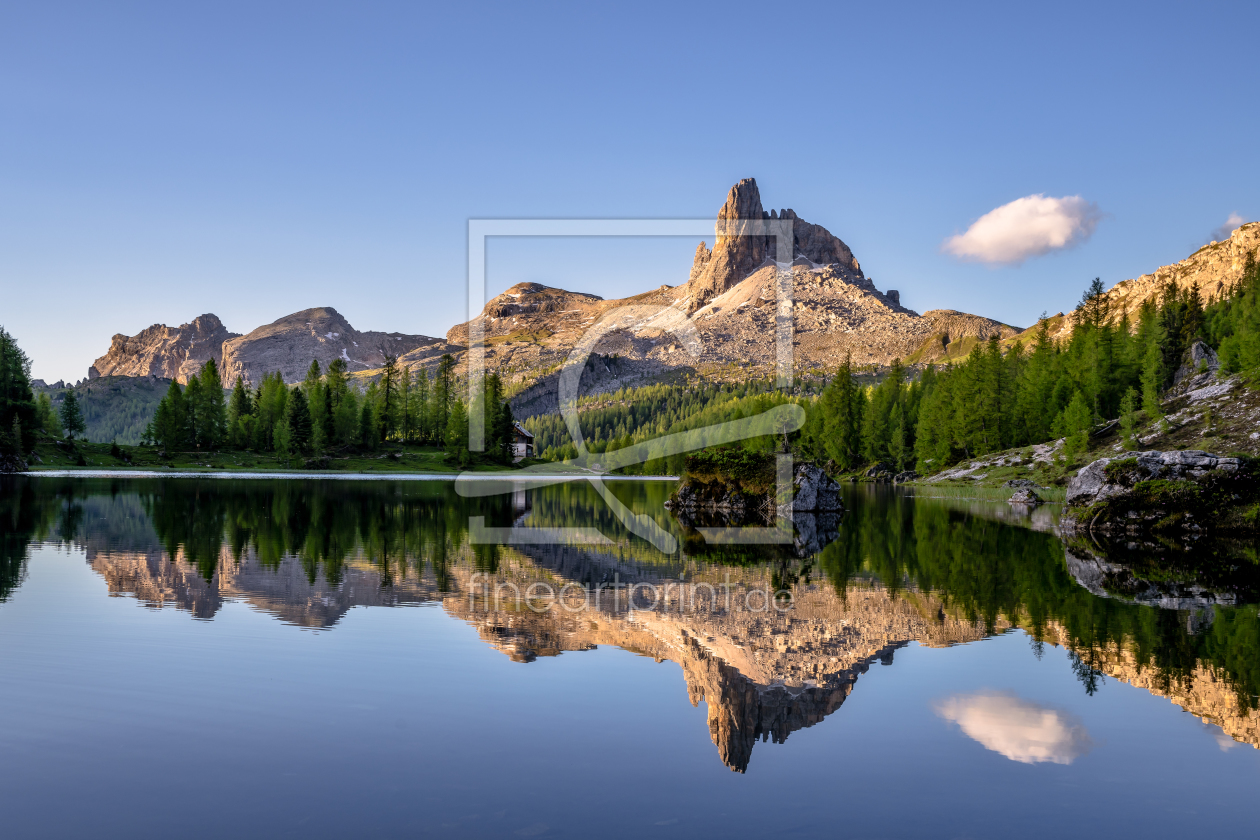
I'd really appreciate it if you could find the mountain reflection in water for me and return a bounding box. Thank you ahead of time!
[2,475,1259,772]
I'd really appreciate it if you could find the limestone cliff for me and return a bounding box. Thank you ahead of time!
[88,314,239,383]
[686,177,863,311]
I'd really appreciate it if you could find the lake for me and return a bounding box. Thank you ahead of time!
[1,475,1257,838]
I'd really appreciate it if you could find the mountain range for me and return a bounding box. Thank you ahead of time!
[82,179,1260,404]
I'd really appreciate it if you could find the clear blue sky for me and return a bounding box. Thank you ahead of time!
[3,0,1256,382]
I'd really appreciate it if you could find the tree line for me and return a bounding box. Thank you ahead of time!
[526,379,801,475]
[143,353,518,466]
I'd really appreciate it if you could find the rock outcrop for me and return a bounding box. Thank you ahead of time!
[1064,450,1257,533]
[685,178,864,312]
[0,452,28,473]
[218,307,447,385]
[1173,339,1221,386]
[1008,488,1042,504]
[779,463,843,513]
[88,314,239,383]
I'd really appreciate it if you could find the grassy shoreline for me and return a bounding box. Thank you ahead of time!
[19,437,679,479]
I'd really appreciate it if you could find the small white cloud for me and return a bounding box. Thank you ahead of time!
[944,194,1102,265]
[1207,213,1247,245]
[935,690,1093,765]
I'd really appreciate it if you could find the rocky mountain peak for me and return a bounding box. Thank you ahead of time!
[220,307,445,385]
[89,313,240,383]
[687,178,863,311]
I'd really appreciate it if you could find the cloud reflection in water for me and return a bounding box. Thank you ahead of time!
[935,691,1092,765]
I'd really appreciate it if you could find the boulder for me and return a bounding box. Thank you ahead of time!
[1008,488,1042,504]
[1172,339,1221,386]
[864,462,894,481]
[779,464,843,514]
[668,482,757,518]
[892,470,918,484]
[1004,478,1039,489]
[0,452,29,473]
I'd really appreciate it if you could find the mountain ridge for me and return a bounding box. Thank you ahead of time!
[82,181,1257,401]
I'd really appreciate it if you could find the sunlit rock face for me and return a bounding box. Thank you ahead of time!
[88,314,240,383]
[1049,222,1260,342]
[935,691,1093,765]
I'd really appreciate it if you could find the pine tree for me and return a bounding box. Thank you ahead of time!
[334,385,359,447]
[1118,387,1138,450]
[1140,338,1163,422]
[432,354,455,444]
[398,365,413,443]
[359,388,379,450]
[1075,277,1110,330]
[59,389,86,442]
[378,354,399,442]
[325,358,358,446]
[226,376,253,448]
[446,398,470,467]
[151,380,188,452]
[195,359,227,449]
[36,392,63,438]
[888,402,908,470]
[411,367,430,443]
[803,352,864,470]
[488,373,514,463]
[254,372,288,451]
[861,358,907,464]
[285,386,312,455]
[184,374,204,447]
[1059,391,1092,463]
[302,360,328,452]
[0,327,39,453]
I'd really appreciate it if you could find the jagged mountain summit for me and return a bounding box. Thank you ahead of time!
[89,314,240,382]
[686,177,865,312]
[89,307,453,386]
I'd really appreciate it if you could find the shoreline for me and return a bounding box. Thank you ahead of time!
[16,469,680,481]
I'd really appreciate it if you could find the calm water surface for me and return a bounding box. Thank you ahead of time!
[1,476,1257,838]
